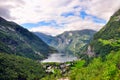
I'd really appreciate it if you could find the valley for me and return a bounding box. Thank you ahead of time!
[0,1,120,80]
[34,29,96,57]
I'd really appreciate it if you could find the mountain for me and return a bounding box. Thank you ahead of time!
[0,17,56,60]
[34,29,96,56]
[42,9,120,80]
[89,9,120,57]
[68,9,120,80]
[34,32,55,45]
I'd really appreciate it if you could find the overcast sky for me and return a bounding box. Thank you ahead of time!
[0,0,120,36]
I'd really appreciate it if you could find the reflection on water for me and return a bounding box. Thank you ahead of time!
[41,53,78,63]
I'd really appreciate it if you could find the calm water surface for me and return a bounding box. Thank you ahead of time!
[41,53,78,63]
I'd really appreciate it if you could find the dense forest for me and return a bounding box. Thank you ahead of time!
[0,53,45,80]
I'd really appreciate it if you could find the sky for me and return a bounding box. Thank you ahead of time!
[0,0,120,36]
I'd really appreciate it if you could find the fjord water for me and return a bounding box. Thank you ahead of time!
[41,53,78,63]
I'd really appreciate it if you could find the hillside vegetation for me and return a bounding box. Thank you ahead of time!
[90,9,120,57]
[68,9,120,80]
[0,17,56,60]
[0,53,45,80]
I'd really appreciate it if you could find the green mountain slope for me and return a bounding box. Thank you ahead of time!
[0,53,45,80]
[89,9,120,57]
[69,50,120,80]
[0,17,56,60]
[69,9,120,79]
[34,29,96,56]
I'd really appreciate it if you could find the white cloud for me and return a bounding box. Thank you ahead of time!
[30,26,64,36]
[9,0,76,24]
[0,0,120,36]
[83,0,120,21]
[30,17,104,36]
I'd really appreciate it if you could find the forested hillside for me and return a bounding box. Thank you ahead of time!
[90,9,120,57]
[0,17,56,60]
[0,53,45,80]
[69,9,120,80]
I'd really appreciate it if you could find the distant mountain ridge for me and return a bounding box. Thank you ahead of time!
[34,32,55,45]
[34,29,96,56]
[0,17,56,60]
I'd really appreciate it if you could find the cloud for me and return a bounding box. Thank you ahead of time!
[30,17,104,36]
[0,0,120,36]
[0,0,25,20]
[30,26,64,36]
[0,7,11,19]
[83,0,120,21]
